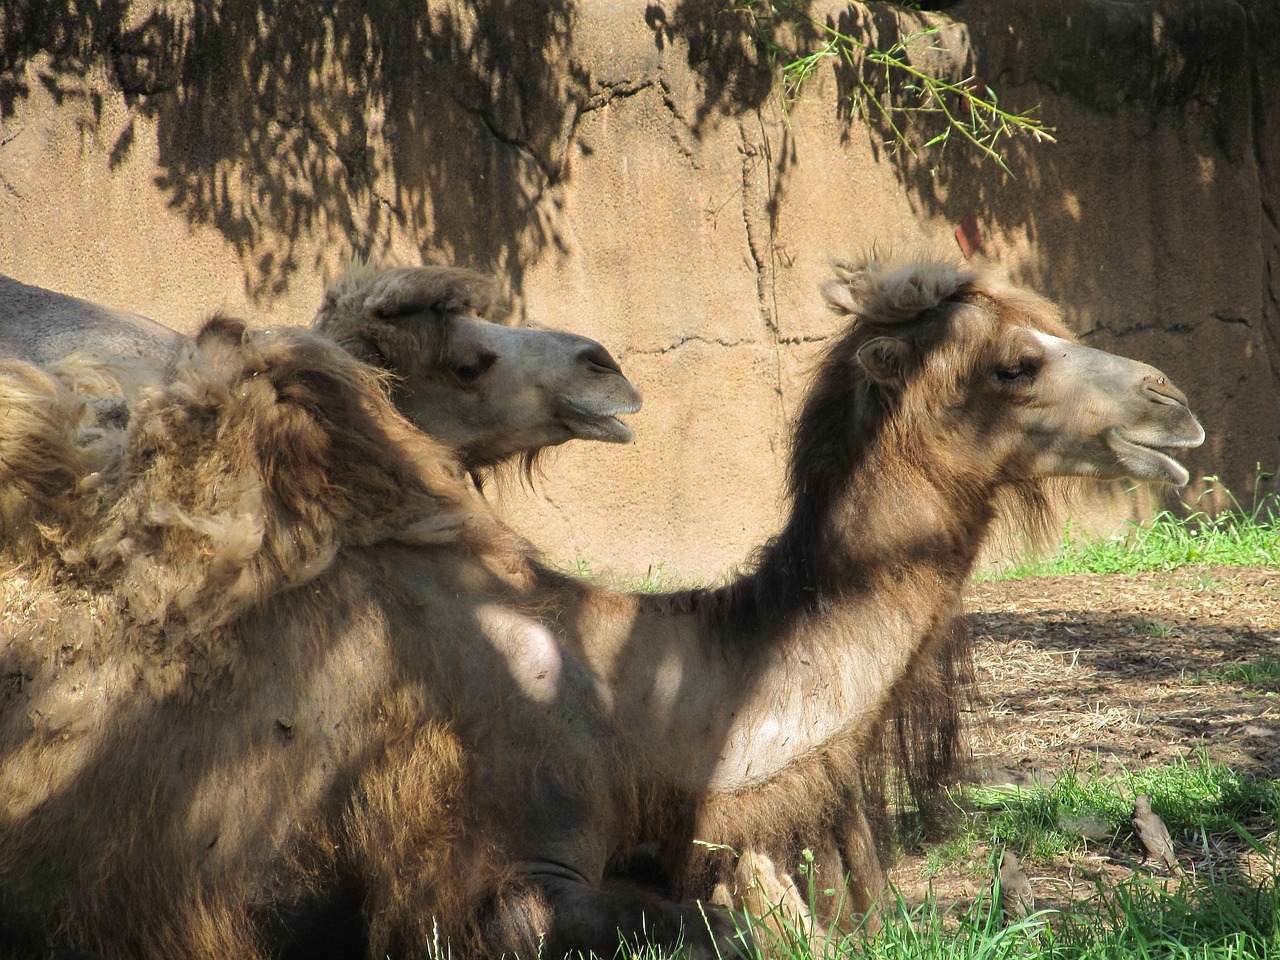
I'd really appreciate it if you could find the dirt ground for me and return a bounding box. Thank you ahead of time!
[889,565,1280,910]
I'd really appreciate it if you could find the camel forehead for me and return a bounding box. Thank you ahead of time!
[1027,329,1073,351]
[1025,328,1132,365]
[947,296,1074,358]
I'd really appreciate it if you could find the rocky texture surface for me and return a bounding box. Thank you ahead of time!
[1,0,1275,580]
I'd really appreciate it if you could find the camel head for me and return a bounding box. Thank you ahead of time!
[821,257,1205,490]
[313,260,643,470]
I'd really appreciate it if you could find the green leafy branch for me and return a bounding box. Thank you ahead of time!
[739,2,1056,174]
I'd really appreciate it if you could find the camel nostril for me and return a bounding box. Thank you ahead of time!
[1142,374,1188,407]
[580,343,623,376]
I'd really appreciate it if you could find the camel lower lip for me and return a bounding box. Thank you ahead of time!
[565,413,633,443]
[561,401,638,443]
[1109,435,1191,487]
[598,415,634,443]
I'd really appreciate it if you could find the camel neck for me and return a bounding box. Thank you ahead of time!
[620,434,996,794]
[720,431,995,643]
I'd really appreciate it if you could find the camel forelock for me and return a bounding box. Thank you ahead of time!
[314,260,507,371]
[824,254,978,325]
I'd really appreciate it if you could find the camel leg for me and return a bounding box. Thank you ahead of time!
[484,869,751,960]
[731,849,825,954]
[836,807,886,934]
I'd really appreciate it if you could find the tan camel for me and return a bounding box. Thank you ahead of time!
[0,258,1203,960]
[0,264,641,471]
[311,260,642,471]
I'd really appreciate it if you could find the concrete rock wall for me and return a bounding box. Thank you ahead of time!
[2,0,1276,581]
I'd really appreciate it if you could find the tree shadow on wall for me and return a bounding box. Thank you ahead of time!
[659,0,1279,508]
[0,0,587,301]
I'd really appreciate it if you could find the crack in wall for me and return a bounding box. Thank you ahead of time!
[558,75,662,184]
[656,76,688,124]
[633,334,757,356]
[1212,311,1250,327]
[454,98,556,185]
[581,77,657,113]
[1080,320,1200,339]
[738,111,790,413]
[738,120,773,336]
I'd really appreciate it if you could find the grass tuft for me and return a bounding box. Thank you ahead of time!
[993,476,1279,578]
[963,753,1280,863]
[1212,657,1280,691]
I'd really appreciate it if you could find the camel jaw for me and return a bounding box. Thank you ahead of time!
[1105,425,1205,488]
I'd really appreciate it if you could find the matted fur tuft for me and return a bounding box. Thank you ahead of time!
[823,254,976,324]
[313,258,506,367]
[0,318,473,638]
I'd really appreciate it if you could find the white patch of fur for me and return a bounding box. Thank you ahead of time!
[476,605,566,704]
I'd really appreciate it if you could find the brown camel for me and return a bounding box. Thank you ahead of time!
[0,258,1203,960]
[0,263,641,471]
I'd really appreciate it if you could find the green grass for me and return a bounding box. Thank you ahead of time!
[636,755,1280,960]
[959,754,1280,865]
[832,867,1280,960]
[993,478,1279,578]
[1211,657,1280,691]
[1130,617,1174,638]
[633,859,1280,960]
[570,556,684,593]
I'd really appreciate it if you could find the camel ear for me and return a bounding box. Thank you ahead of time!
[856,336,915,387]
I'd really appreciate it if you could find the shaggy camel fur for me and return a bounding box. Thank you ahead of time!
[0,259,1203,959]
[0,264,641,471]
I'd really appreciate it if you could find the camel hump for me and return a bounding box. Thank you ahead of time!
[1,318,473,632]
[822,256,978,324]
[0,274,184,366]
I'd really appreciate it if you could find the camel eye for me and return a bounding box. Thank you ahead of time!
[453,352,497,383]
[994,360,1037,384]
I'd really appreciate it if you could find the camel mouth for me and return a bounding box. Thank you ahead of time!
[1106,433,1195,487]
[559,402,639,444]
[560,388,643,444]
[573,413,635,444]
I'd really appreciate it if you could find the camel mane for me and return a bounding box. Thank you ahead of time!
[0,316,475,643]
